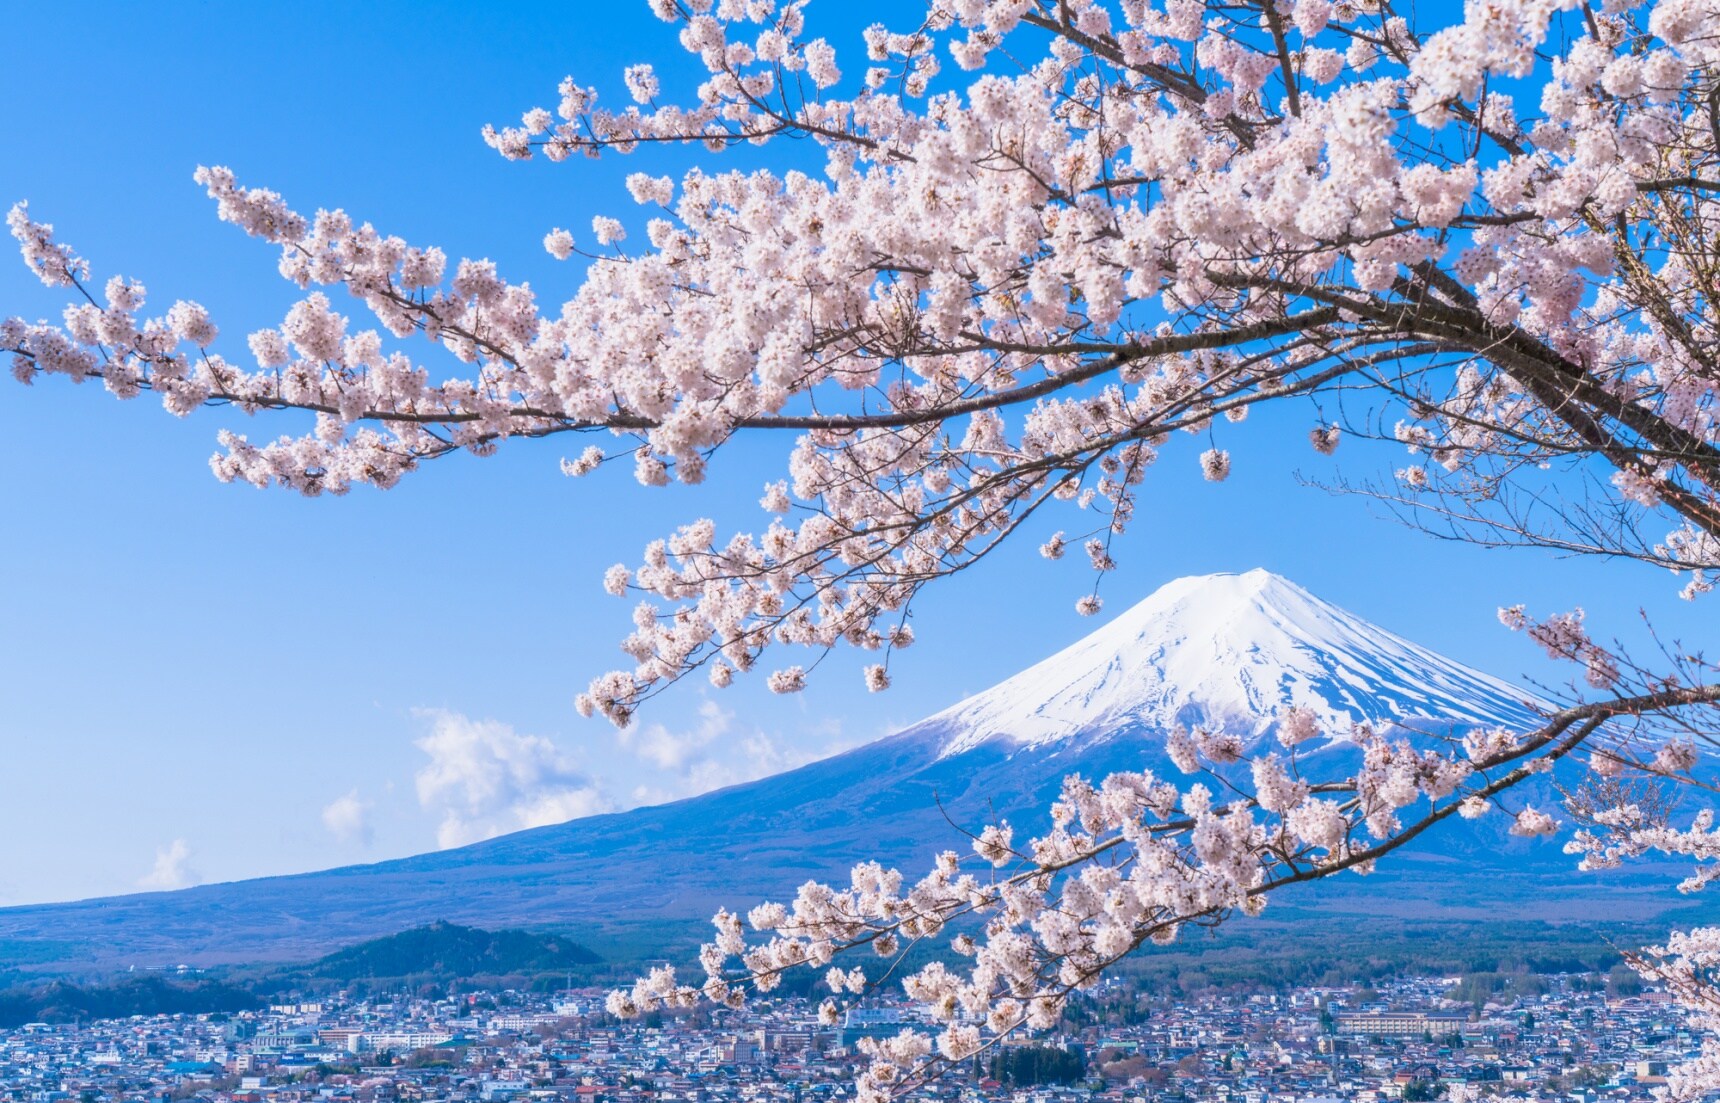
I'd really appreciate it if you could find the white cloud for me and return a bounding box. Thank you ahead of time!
[139,839,198,891]
[321,790,372,846]
[619,700,732,771]
[510,788,612,831]
[413,710,611,849]
[619,702,862,805]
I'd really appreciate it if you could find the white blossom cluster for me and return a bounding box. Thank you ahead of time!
[1566,799,1720,893]
[9,1,1720,1093]
[588,600,1720,1100]
[603,694,1635,1100]
[1499,604,1621,690]
[1629,928,1720,1101]
[9,0,1720,716]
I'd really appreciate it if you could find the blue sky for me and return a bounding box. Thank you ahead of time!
[0,2,1707,907]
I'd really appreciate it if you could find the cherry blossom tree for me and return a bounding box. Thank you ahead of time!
[9,0,1720,1096]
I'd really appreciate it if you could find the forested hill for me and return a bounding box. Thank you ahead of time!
[0,976,260,1028]
[303,920,599,982]
[0,922,603,1027]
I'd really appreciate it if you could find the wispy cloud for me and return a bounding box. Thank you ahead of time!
[619,702,863,806]
[139,839,198,891]
[618,699,733,772]
[413,709,610,849]
[321,790,373,846]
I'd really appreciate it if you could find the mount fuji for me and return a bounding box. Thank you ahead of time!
[0,570,1695,970]
[925,568,1537,755]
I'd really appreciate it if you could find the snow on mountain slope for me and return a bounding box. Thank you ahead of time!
[931,569,1542,756]
[0,569,1579,970]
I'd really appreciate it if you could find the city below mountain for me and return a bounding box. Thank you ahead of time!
[0,570,1708,971]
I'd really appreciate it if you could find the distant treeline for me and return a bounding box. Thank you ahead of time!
[1447,963,1641,1007]
[0,914,1685,1031]
[1101,919,1659,995]
[0,976,260,1028]
[741,918,1664,1007]
[0,921,605,1027]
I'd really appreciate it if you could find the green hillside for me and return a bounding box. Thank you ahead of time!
[304,920,600,982]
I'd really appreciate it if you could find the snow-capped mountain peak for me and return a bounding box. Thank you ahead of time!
[929,569,1540,757]
[0,569,1591,967]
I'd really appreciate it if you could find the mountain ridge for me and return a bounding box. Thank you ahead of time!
[0,569,1695,972]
